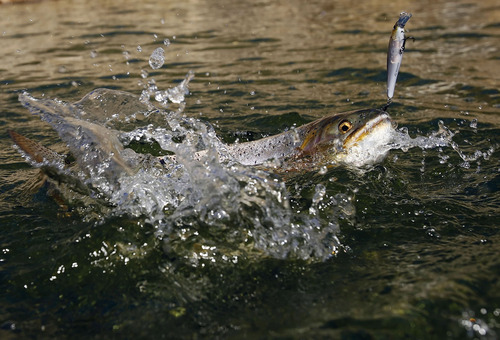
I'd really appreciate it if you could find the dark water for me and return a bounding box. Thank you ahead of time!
[1,0,499,338]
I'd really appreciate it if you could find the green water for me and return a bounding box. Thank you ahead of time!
[1,0,499,338]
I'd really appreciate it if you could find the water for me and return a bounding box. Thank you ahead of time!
[149,47,165,70]
[1,0,499,338]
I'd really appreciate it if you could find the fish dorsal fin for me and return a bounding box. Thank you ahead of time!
[9,130,65,165]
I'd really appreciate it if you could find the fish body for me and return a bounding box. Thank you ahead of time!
[387,12,412,101]
[12,92,394,179]
[8,130,92,198]
[9,130,65,166]
[222,108,393,167]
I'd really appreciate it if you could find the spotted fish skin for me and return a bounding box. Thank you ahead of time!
[223,108,389,166]
[8,130,65,166]
[8,130,94,197]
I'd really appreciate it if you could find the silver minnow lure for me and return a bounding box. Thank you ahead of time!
[387,12,412,101]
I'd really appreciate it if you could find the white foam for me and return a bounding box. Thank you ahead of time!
[338,115,395,167]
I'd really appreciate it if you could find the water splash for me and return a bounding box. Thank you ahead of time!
[17,75,351,263]
[140,70,194,108]
[16,73,494,264]
[149,47,165,70]
[388,120,495,168]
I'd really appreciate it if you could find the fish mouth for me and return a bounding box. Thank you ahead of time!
[343,113,394,148]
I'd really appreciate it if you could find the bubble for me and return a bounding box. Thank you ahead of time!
[149,47,165,70]
[163,38,171,46]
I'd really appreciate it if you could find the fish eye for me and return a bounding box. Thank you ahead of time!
[338,120,353,134]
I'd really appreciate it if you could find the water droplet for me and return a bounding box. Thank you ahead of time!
[311,183,326,205]
[149,47,165,70]
[470,118,477,129]
[155,92,165,102]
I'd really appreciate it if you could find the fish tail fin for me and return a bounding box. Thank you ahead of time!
[8,130,64,165]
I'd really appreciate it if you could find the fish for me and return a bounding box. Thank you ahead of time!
[13,92,394,174]
[9,12,409,194]
[178,107,394,169]
[387,12,412,103]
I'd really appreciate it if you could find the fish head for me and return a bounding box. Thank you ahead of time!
[299,108,396,166]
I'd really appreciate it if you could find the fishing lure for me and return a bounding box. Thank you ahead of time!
[387,12,413,104]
